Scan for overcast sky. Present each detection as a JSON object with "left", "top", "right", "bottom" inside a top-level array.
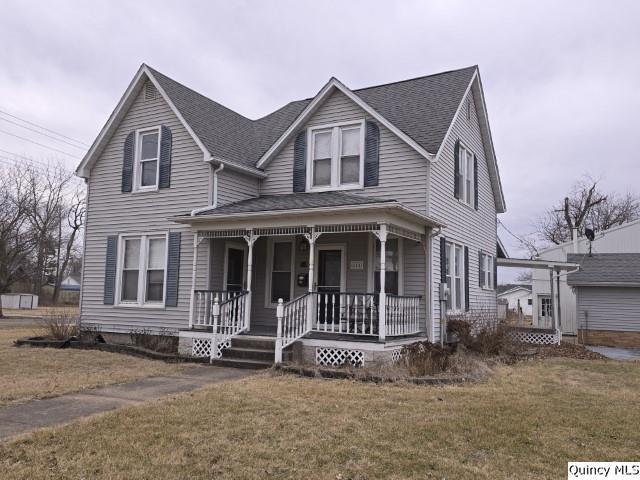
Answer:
[{"left": 1, "top": 0, "right": 639, "bottom": 282}]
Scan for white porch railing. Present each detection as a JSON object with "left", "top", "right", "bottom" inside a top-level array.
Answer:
[
  {"left": 192, "top": 290, "right": 241, "bottom": 327},
  {"left": 274, "top": 292, "right": 314, "bottom": 363},
  {"left": 314, "top": 292, "right": 378, "bottom": 335},
  {"left": 386, "top": 294, "right": 421, "bottom": 336},
  {"left": 210, "top": 291, "right": 249, "bottom": 360}
]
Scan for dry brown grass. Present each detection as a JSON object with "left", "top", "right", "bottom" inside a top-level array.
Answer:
[
  {"left": 0, "top": 327, "right": 182, "bottom": 407},
  {"left": 1, "top": 358, "right": 639, "bottom": 479},
  {"left": 1, "top": 305, "right": 79, "bottom": 319}
]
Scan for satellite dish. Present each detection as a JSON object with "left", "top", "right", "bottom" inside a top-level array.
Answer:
[{"left": 585, "top": 228, "right": 595, "bottom": 241}]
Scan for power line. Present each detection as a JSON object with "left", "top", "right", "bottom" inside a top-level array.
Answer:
[
  {"left": 0, "top": 129, "right": 80, "bottom": 159},
  {"left": 0, "top": 147, "right": 76, "bottom": 173},
  {"left": 0, "top": 117, "right": 87, "bottom": 151},
  {"left": 0, "top": 154, "right": 82, "bottom": 182},
  {"left": 497, "top": 219, "right": 539, "bottom": 256},
  {"left": 0, "top": 108, "right": 90, "bottom": 147}
]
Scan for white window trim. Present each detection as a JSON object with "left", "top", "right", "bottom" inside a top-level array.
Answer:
[
  {"left": 457, "top": 142, "right": 475, "bottom": 207},
  {"left": 367, "top": 235, "right": 404, "bottom": 295},
  {"left": 133, "top": 126, "right": 161, "bottom": 193},
  {"left": 306, "top": 119, "right": 365, "bottom": 192},
  {"left": 114, "top": 232, "right": 168, "bottom": 308},
  {"left": 222, "top": 241, "right": 248, "bottom": 291},
  {"left": 445, "top": 240, "right": 465, "bottom": 314},
  {"left": 264, "top": 237, "right": 296, "bottom": 308},
  {"left": 314, "top": 243, "right": 347, "bottom": 292},
  {"left": 480, "top": 252, "right": 494, "bottom": 290}
]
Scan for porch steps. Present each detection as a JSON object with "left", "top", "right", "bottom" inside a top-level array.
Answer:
[{"left": 209, "top": 336, "right": 288, "bottom": 369}]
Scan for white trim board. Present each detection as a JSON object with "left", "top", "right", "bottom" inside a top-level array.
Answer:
[{"left": 256, "top": 77, "right": 435, "bottom": 169}]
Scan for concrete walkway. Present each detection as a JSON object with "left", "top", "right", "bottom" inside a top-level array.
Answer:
[
  {"left": 587, "top": 345, "right": 640, "bottom": 361},
  {"left": 0, "top": 365, "right": 256, "bottom": 441}
]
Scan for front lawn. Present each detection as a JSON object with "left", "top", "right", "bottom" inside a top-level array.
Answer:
[
  {"left": 0, "top": 327, "right": 183, "bottom": 407},
  {"left": 1, "top": 358, "right": 639, "bottom": 479}
]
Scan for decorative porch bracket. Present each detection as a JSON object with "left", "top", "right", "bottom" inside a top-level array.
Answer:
[
  {"left": 303, "top": 228, "right": 323, "bottom": 331},
  {"left": 242, "top": 230, "right": 259, "bottom": 332}
]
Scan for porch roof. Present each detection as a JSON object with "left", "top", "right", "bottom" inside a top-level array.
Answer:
[{"left": 173, "top": 192, "right": 444, "bottom": 236}]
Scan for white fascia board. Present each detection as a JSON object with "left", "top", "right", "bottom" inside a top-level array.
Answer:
[
  {"left": 497, "top": 257, "right": 580, "bottom": 270},
  {"left": 256, "top": 77, "right": 435, "bottom": 170},
  {"left": 75, "top": 64, "right": 212, "bottom": 179},
  {"left": 433, "top": 69, "right": 506, "bottom": 214}
]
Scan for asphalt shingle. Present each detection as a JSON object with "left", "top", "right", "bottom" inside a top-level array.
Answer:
[{"left": 567, "top": 253, "right": 640, "bottom": 286}]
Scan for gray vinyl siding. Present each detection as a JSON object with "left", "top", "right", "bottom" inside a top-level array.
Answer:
[
  {"left": 260, "top": 90, "right": 429, "bottom": 215},
  {"left": 217, "top": 168, "right": 259, "bottom": 206},
  {"left": 81, "top": 83, "right": 210, "bottom": 333},
  {"left": 576, "top": 287, "right": 640, "bottom": 332},
  {"left": 430, "top": 90, "right": 498, "bottom": 339}
]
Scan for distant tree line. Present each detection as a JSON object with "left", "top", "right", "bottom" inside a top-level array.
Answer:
[{"left": 0, "top": 161, "right": 85, "bottom": 317}]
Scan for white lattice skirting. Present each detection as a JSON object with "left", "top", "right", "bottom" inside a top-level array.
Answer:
[
  {"left": 509, "top": 329, "right": 559, "bottom": 345},
  {"left": 316, "top": 348, "right": 365, "bottom": 367},
  {"left": 390, "top": 348, "right": 403, "bottom": 364},
  {"left": 192, "top": 338, "right": 212, "bottom": 357}
]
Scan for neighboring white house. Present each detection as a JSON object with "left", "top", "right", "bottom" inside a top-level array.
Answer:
[
  {"left": 497, "top": 286, "right": 532, "bottom": 316},
  {"left": 532, "top": 219, "right": 640, "bottom": 336}
]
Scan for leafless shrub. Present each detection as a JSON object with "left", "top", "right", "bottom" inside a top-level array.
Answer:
[
  {"left": 79, "top": 323, "right": 103, "bottom": 343},
  {"left": 447, "top": 307, "right": 514, "bottom": 356},
  {"left": 399, "top": 342, "right": 451, "bottom": 376},
  {"left": 39, "top": 309, "right": 80, "bottom": 340},
  {"left": 129, "top": 328, "right": 178, "bottom": 353}
]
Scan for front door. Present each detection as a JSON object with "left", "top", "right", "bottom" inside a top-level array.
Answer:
[
  {"left": 317, "top": 249, "right": 343, "bottom": 326},
  {"left": 225, "top": 247, "right": 245, "bottom": 292}
]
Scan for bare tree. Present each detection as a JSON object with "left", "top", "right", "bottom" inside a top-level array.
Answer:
[
  {"left": 537, "top": 177, "right": 640, "bottom": 245},
  {"left": 0, "top": 164, "right": 35, "bottom": 317},
  {"left": 515, "top": 270, "right": 532, "bottom": 283},
  {"left": 52, "top": 188, "right": 85, "bottom": 304}
]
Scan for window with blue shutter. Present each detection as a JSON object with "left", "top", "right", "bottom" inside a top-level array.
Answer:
[{"left": 292, "top": 130, "right": 306, "bottom": 192}]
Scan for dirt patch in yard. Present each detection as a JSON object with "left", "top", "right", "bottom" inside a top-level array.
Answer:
[{"left": 521, "top": 343, "right": 607, "bottom": 361}]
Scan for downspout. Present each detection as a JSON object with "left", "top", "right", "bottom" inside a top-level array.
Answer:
[{"left": 190, "top": 163, "right": 224, "bottom": 216}]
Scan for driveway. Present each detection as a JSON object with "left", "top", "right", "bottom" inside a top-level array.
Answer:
[{"left": 586, "top": 345, "right": 640, "bottom": 361}]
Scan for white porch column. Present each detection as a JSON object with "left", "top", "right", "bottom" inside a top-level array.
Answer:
[
  {"left": 188, "top": 233, "right": 199, "bottom": 329},
  {"left": 243, "top": 230, "right": 259, "bottom": 331},
  {"left": 377, "top": 224, "right": 388, "bottom": 341},
  {"left": 304, "top": 228, "right": 321, "bottom": 331}
]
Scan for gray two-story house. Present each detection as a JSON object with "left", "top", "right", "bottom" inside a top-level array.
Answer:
[{"left": 75, "top": 64, "right": 506, "bottom": 367}]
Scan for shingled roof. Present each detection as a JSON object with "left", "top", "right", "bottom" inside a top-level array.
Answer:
[
  {"left": 567, "top": 253, "right": 640, "bottom": 286},
  {"left": 147, "top": 65, "right": 477, "bottom": 169}
]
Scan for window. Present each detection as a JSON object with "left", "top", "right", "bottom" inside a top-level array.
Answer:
[
  {"left": 527, "top": 298, "right": 533, "bottom": 306},
  {"left": 268, "top": 240, "right": 293, "bottom": 304},
  {"left": 539, "top": 296, "right": 552, "bottom": 318},
  {"left": 374, "top": 238, "right": 400, "bottom": 295},
  {"left": 308, "top": 121, "right": 364, "bottom": 191},
  {"left": 480, "top": 252, "right": 494, "bottom": 289},
  {"left": 445, "top": 241, "right": 465, "bottom": 312},
  {"left": 457, "top": 143, "right": 474, "bottom": 206},
  {"left": 118, "top": 234, "right": 166, "bottom": 305},
  {"left": 136, "top": 128, "right": 160, "bottom": 190}
]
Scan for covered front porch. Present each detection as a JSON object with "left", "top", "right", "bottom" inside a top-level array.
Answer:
[{"left": 175, "top": 194, "right": 442, "bottom": 363}]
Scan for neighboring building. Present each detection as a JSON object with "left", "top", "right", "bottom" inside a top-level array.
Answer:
[
  {"left": 532, "top": 219, "right": 640, "bottom": 336},
  {"left": 567, "top": 253, "right": 640, "bottom": 348},
  {"left": 75, "top": 64, "right": 506, "bottom": 366},
  {"left": 497, "top": 285, "right": 532, "bottom": 316}
]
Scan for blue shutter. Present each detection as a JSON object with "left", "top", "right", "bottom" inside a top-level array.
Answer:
[
  {"left": 159, "top": 126, "right": 172, "bottom": 189},
  {"left": 440, "top": 237, "right": 447, "bottom": 283},
  {"left": 165, "top": 232, "right": 181, "bottom": 307},
  {"left": 292, "top": 131, "right": 307, "bottom": 192},
  {"left": 464, "top": 246, "right": 470, "bottom": 311},
  {"left": 103, "top": 236, "right": 118, "bottom": 305},
  {"left": 453, "top": 140, "right": 461, "bottom": 199},
  {"left": 121, "top": 132, "right": 135, "bottom": 193},
  {"left": 473, "top": 155, "right": 478, "bottom": 210},
  {"left": 364, "top": 120, "right": 380, "bottom": 187},
  {"left": 493, "top": 255, "right": 498, "bottom": 289},
  {"left": 478, "top": 251, "right": 484, "bottom": 288}
]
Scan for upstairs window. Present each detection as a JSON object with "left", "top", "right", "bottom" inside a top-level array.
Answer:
[
  {"left": 308, "top": 121, "right": 364, "bottom": 191},
  {"left": 136, "top": 128, "right": 160, "bottom": 190},
  {"left": 457, "top": 143, "right": 475, "bottom": 206}
]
